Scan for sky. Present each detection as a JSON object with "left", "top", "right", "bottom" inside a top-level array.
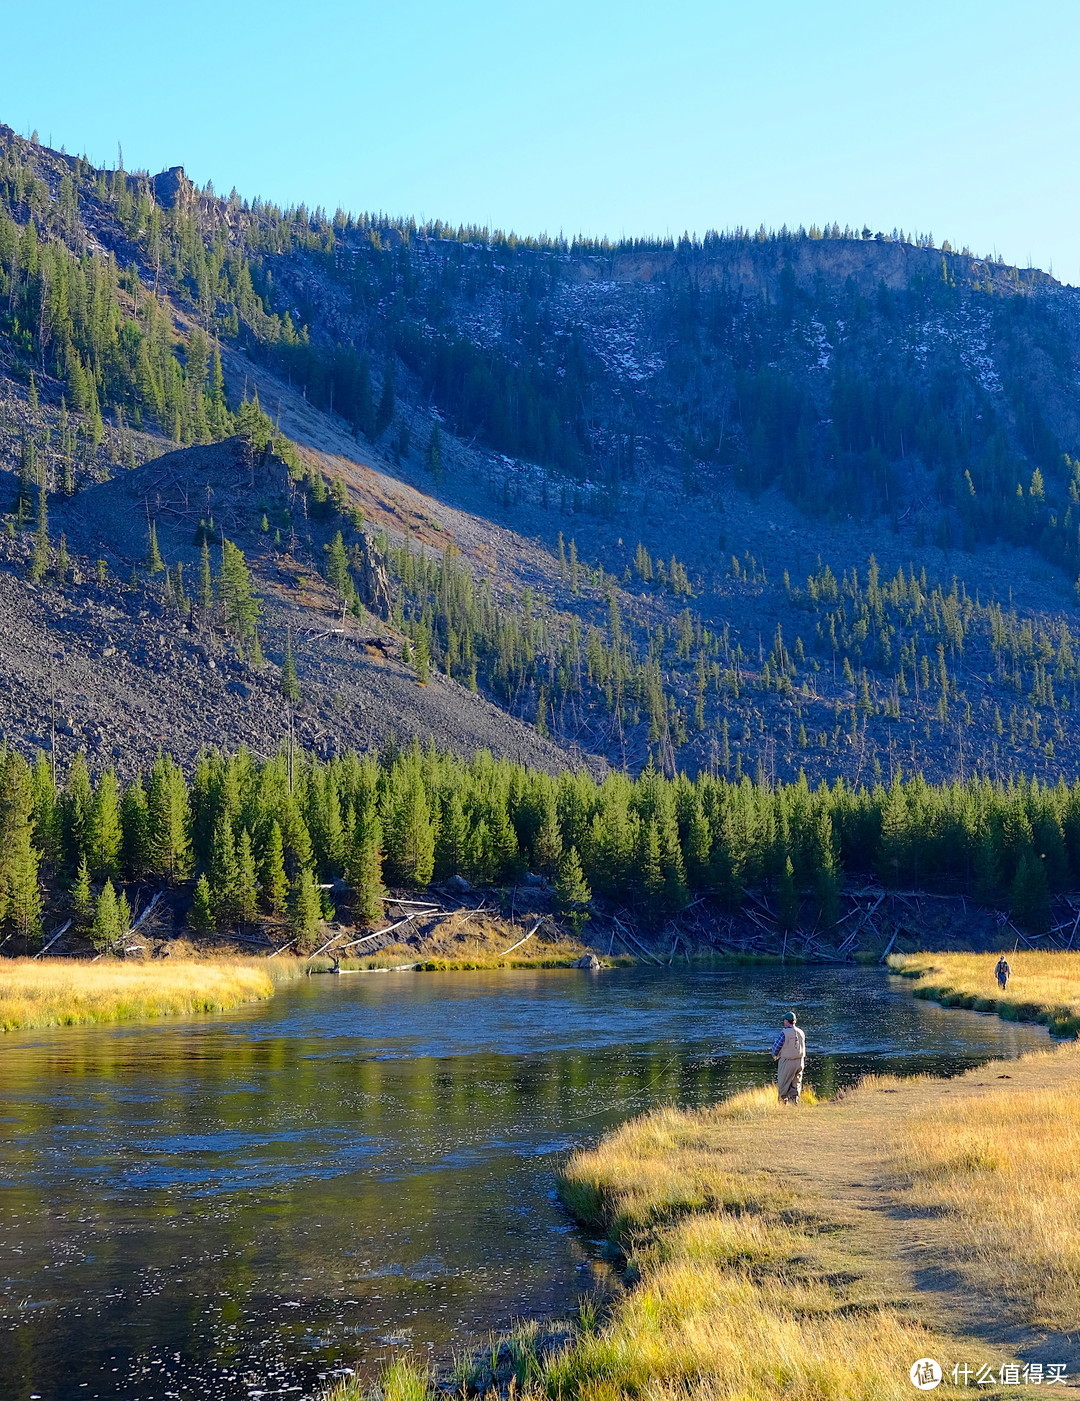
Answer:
[{"left": 6, "top": 0, "right": 1080, "bottom": 280}]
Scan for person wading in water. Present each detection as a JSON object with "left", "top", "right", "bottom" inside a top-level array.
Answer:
[
  {"left": 995, "top": 955, "right": 1011, "bottom": 991},
  {"left": 771, "top": 1013, "right": 806, "bottom": 1105}
]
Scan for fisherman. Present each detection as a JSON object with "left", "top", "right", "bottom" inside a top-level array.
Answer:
[
  {"left": 994, "top": 955, "right": 1011, "bottom": 991},
  {"left": 770, "top": 1012, "right": 806, "bottom": 1105}
]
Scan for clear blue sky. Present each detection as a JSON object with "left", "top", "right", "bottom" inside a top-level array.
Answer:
[{"left": 8, "top": 0, "right": 1080, "bottom": 279}]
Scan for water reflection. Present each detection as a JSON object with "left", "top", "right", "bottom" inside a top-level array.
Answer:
[{"left": 0, "top": 966, "right": 1048, "bottom": 1400}]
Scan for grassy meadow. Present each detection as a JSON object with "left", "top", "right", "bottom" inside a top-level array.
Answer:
[
  {"left": 890, "top": 949, "right": 1080, "bottom": 1037},
  {"left": 0, "top": 957, "right": 303, "bottom": 1031},
  {"left": 895, "top": 1045, "right": 1080, "bottom": 1330}
]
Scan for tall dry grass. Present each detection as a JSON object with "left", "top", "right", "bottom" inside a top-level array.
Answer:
[
  {"left": 549, "top": 1088, "right": 971, "bottom": 1401},
  {"left": 890, "top": 949, "right": 1080, "bottom": 1037},
  {"left": 0, "top": 957, "right": 303, "bottom": 1031},
  {"left": 891, "top": 1047, "right": 1080, "bottom": 1330}
]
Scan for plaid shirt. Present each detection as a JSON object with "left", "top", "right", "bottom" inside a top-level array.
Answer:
[{"left": 770, "top": 1030, "right": 787, "bottom": 1057}]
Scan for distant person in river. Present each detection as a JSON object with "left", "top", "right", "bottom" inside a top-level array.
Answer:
[
  {"left": 771, "top": 1013, "right": 806, "bottom": 1105},
  {"left": 995, "top": 956, "right": 1011, "bottom": 991}
]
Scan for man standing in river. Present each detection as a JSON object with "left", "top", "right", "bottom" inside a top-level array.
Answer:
[{"left": 771, "top": 1013, "right": 806, "bottom": 1105}]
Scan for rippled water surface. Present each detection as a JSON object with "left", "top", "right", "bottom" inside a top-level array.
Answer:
[{"left": 0, "top": 965, "right": 1049, "bottom": 1400}]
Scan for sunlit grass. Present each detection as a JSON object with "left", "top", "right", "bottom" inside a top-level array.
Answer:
[
  {"left": 890, "top": 949, "right": 1080, "bottom": 1036},
  {"left": 892, "top": 1045, "right": 1080, "bottom": 1330},
  {"left": 0, "top": 957, "right": 303, "bottom": 1031},
  {"left": 320, "top": 1358, "right": 432, "bottom": 1401},
  {"left": 547, "top": 1087, "right": 974, "bottom": 1401}
]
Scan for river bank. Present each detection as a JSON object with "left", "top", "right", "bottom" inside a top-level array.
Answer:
[
  {"left": 890, "top": 950, "right": 1080, "bottom": 1038},
  {"left": 0, "top": 956, "right": 309, "bottom": 1031},
  {"left": 0, "top": 916, "right": 597, "bottom": 1031}
]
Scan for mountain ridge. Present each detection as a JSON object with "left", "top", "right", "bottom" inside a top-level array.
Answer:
[{"left": 3, "top": 123, "right": 1080, "bottom": 788}]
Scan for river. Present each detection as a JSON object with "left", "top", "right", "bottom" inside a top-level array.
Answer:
[{"left": 0, "top": 965, "right": 1049, "bottom": 1401}]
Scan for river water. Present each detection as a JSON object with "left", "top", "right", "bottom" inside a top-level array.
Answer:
[{"left": 0, "top": 965, "right": 1049, "bottom": 1401}]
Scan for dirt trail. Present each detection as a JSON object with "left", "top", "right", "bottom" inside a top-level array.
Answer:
[{"left": 718, "top": 1049, "right": 1080, "bottom": 1385}]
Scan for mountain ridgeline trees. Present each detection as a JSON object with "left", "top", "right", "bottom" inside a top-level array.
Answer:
[{"left": 3, "top": 742, "right": 1080, "bottom": 949}]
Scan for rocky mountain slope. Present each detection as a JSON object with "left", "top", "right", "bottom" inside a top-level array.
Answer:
[{"left": 3, "top": 123, "right": 1080, "bottom": 784}]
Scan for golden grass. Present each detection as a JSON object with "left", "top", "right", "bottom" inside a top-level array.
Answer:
[
  {"left": 0, "top": 957, "right": 303, "bottom": 1031},
  {"left": 890, "top": 950, "right": 1080, "bottom": 1037},
  {"left": 891, "top": 1046, "right": 1080, "bottom": 1330},
  {"left": 548, "top": 1090, "right": 988, "bottom": 1401}
]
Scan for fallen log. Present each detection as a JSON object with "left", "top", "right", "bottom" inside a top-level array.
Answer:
[
  {"left": 613, "top": 915, "right": 664, "bottom": 966},
  {"left": 33, "top": 921, "right": 73, "bottom": 960},
  {"left": 497, "top": 920, "right": 543, "bottom": 957}
]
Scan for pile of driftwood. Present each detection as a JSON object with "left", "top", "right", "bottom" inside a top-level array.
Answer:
[
  {"left": 594, "top": 887, "right": 891, "bottom": 964},
  {"left": 597, "top": 883, "right": 1080, "bottom": 964},
  {"left": 299, "top": 881, "right": 558, "bottom": 964}
]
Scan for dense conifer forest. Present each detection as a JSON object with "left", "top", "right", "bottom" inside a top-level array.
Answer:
[{"left": 0, "top": 741, "right": 1074, "bottom": 950}]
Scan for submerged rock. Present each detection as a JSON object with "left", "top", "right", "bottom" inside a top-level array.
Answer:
[{"left": 575, "top": 953, "right": 602, "bottom": 970}]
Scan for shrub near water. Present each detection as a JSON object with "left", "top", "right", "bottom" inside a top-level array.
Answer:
[
  {"left": 890, "top": 950, "right": 1080, "bottom": 1037},
  {"left": 0, "top": 958, "right": 297, "bottom": 1031}
]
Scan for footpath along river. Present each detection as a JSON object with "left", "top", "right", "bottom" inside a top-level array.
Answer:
[{"left": 0, "top": 965, "right": 1050, "bottom": 1401}]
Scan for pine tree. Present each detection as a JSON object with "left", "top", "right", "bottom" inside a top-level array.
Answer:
[
  {"left": 28, "top": 479, "right": 49, "bottom": 583},
  {"left": 530, "top": 791, "right": 563, "bottom": 875},
  {"left": 85, "top": 770, "right": 123, "bottom": 879},
  {"left": 325, "top": 531, "right": 351, "bottom": 602},
  {"left": 91, "top": 879, "right": 126, "bottom": 951},
  {"left": 637, "top": 818, "right": 665, "bottom": 922},
  {"left": 146, "top": 754, "right": 191, "bottom": 880},
  {"left": 188, "top": 874, "right": 215, "bottom": 933},
  {"left": 56, "top": 533, "right": 72, "bottom": 583},
  {"left": 555, "top": 847, "right": 591, "bottom": 932},
  {"left": 288, "top": 865, "right": 322, "bottom": 945},
  {"left": 0, "top": 754, "right": 43, "bottom": 942},
  {"left": 236, "top": 828, "right": 260, "bottom": 924},
  {"left": 60, "top": 753, "right": 94, "bottom": 876},
  {"left": 1011, "top": 849, "right": 1050, "bottom": 933},
  {"left": 209, "top": 817, "right": 240, "bottom": 926},
  {"left": 30, "top": 752, "right": 60, "bottom": 867},
  {"left": 414, "top": 628, "right": 431, "bottom": 685},
  {"left": 70, "top": 857, "right": 94, "bottom": 931},
  {"left": 146, "top": 520, "right": 164, "bottom": 574},
  {"left": 346, "top": 818, "right": 385, "bottom": 928},
  {"left": 434, "top": 792, "right": 469, "bottom": 878},
  {"left": 263, "top": 821, "right": 289, "bottom": 917},
  {"left": 777, "top": 854, "right": 799, "bottom": 930},
  {"left": 217, "top": 539, "right": 260, "bottom": 644},
  {"left": 120, "top": 780, "right": 150, "bottom": 877},
  {"left": 198, "top": 539, "right": 213, "bottom": 612},
  {"left": 384, "top": 772, "right": 436, "bottom": 885}
]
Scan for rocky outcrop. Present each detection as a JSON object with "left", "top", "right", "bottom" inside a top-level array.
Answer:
[
  {"left": 151, "top": 166, "right": 195, "bottom": 212},
  {"left": 355, "top": 534, "right": 393, "bottom": 615}
]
